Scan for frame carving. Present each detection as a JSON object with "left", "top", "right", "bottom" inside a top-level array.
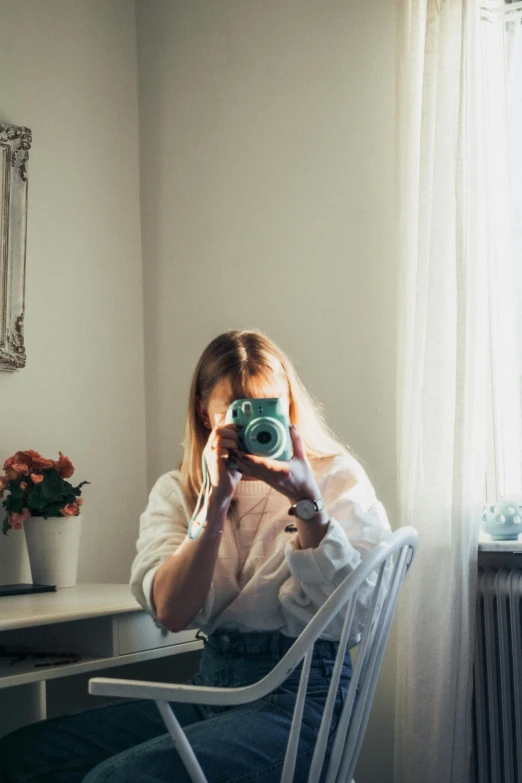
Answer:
[{"left": 0, "top": 122, "right": 31, "bottom": 371}]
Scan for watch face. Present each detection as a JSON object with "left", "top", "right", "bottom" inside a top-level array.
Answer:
[{"left": 295, "top": 498, "right": 317, "bottom": 521}]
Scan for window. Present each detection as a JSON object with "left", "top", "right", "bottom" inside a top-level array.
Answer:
[{"left": 481, "top": 2, "right": 522, "bottom": 501}]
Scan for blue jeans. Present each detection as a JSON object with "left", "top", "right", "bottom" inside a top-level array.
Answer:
[{"left": 0, "top": 629, "right": 352, "bottom": 783}]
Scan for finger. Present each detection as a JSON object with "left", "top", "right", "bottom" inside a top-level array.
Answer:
[
  {"left": 236, "top": 452, "right": 263, "bottom": 465},
  {"left": 234, "top": 455, "right": 255, "bottom": 475},
  {"left": 213, "top": 430, "right": 240, "bottom": 446},
  {"left": 290, "top": 424, "right": 306, "bottom": 461},
  {"left": 209, "top": 423, "right": 239, "bottom": 442},
  {"left": 212, "top": 435, "right": 239, "bottom": 450},
  {"left": 235, "top": 455, "right": 282, "bottom": 481},
  {"left": 216, "top": 423, "right": 242, "bottom": 435},
  {"left": 238, "top": 453, "right": 284, "bottom": 472}
]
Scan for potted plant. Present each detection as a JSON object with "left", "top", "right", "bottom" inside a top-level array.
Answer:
[{"left": 0, "top": 450, "right": 90, "bottom": 587}]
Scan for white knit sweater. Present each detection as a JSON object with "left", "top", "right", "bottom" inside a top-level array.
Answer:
[{"left": 130, "top": 451, "right": 391, "bottom": 644}]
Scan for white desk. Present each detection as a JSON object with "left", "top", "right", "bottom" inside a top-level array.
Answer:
[{"left": 0, "top": 584, "right": 203, "bottom": 738}]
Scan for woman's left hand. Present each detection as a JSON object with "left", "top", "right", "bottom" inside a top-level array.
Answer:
[{"left": 234, "top": 425, "right": 321, "bottom": 503}]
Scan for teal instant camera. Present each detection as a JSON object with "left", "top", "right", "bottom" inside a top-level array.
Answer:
[{"left": 224, "top": 397, "right": 292, "bottom": 463}]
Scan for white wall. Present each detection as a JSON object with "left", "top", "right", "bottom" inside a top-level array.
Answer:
[
  {"left": 0, "top": 0, "right": 147, "bottom": 584},
  {"left": 136, "top": 2, "right": 398, "bottom": 780},
  {"left": 0, "top": 1, "right": 399, "bottom": 777}
]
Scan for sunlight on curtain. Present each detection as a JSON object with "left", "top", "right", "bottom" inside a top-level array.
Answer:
[
  {"left": 394, "top": 1, "right": 522, "bottom": 781},
  {"left": 508, "top": 9, "right": 522, "bottom": 465},
  {"left": 481, "top": 2, "right": 522, "bottom": 497}
]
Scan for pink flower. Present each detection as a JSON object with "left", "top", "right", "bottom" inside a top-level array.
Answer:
[
  {"left": 5, "top": 450, "right": 44, "bottom": 470},
  {"left": 8, "top": 508, "right": 32, "bottom": 530},
  {"left": 30, "top": 473, "right": 43, "bottom": 484},
  {"left": 14, "top": 451, "right": 53, "bottom": 471},
  {"left": 61, "top": 503, "right": 79, "bottom": 517},
  {"left": 54, "top": 452, "right": 74, "bottom": 479},
  {"left": 12, "top": 463, "right": 29, "bottom": 476}
]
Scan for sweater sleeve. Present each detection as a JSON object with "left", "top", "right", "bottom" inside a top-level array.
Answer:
[
  {"left": 129, "top": 471, "right": 215, "bottom": 630},
  {"left": 278, "top": 454, "right": 392, "bottom": 643}
]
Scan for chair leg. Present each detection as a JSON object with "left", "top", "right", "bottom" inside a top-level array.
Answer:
[{"left": 156, "top": 701, "right": 208, "bottom": 783}]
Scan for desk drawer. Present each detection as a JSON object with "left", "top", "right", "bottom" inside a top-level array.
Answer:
[{"left": 116, "top": 613, "right": 198, "bottom": 655}]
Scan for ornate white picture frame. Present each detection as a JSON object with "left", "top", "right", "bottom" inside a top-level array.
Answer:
[{"left": 0, "top": 122, "right": 32, "bottom": 372}]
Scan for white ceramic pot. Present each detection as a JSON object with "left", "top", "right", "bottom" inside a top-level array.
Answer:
[
  {"left": 481, "top": 501, "right": 522, "bottom": 541},
  {"left": 23, "top": 514, "right": 83, "bottom": 588}
]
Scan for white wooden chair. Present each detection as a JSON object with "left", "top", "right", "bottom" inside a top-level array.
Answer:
[{"left": 89, "top": 526, "right": 418, "bottom": 783}]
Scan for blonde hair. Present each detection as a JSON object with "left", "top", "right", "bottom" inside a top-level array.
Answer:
[{"left": 179, "top": 329, "right": 348, "bottom": 513}]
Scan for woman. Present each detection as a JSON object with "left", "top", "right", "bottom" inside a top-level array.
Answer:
[{"left": 0, "top": 329, "right": 391, "bottom": 783}]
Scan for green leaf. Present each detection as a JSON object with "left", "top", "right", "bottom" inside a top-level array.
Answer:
[
  {"left": 73, "top": 481, "right": 90, "bottom": 496},
  {"left": 43, "top": 505, "right": 64, "bottom": 519},
  {"left": 8, "top": 480, "right": 24, "bottom": 500},
  {"left": 4, "top": 497, "right": 23, "bottom": 514},
  {"left": 27, "top": 493, "right": 45, "bottom": 512}
]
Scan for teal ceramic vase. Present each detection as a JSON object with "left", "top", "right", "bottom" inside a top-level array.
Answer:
[{"left": 481, "top": 501, "right": 522, "bottom": 541}]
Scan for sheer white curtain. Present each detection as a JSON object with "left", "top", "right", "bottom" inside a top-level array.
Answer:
[{"left": 394, "top": 1, "right": 522, "bottom": 781}]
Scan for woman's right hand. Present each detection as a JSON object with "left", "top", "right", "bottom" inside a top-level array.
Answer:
[{"left": 203, "top": 420, "right": 243, "bottom": 503}]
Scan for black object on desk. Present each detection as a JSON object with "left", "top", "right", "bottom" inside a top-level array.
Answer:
[
  {"left": 0, "top": 583, "right": 57, "bottom": 597},
  {"left": 0, "top": 646, "right": 81, "bottom": 667}
]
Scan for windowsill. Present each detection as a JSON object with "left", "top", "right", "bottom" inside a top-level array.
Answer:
[{"left": 479, "top": 529, "right": 522, "bottom": 552}]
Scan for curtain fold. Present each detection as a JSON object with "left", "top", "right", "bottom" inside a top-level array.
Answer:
[{"left": 394, "top": 1, "right": 522, "bottom": 780}]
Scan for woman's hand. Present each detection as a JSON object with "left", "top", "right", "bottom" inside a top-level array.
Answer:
[
  {"left": 203, "top": 418, "right": 243, "bottom": 502},
  {"left": 235, "top": 425, "right": 321, "bottom": 504}
]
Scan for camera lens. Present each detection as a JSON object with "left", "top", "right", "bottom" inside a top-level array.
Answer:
[{"left": 245, "top": 418, "right": 285, "bottom": 458}]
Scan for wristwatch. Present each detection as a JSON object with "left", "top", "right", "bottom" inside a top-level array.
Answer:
[{"left": 289, "top": 496, "right": 325, "bottom": 521}]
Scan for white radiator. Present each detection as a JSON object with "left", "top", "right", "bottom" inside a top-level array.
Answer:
[{"left": 473, "top": 567, "right": 522, "bottom": 783}]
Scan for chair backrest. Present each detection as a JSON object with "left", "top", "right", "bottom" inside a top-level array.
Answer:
[
  {"left": 89, "top": 526, "right": 418, "bottom": 783},
  {"left": 273, "top": 525, "right": 418, "bottom": 783}
]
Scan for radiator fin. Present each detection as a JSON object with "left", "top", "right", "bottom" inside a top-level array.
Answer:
[{"left": 473, "top": 567, "right": 522, "bottom": 783}]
